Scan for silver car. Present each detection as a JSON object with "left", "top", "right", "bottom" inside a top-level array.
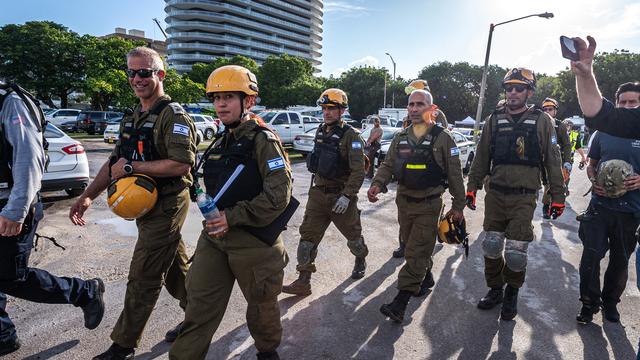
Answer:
[{"left": 41, "top": 124, "right": 90, "bottom": 196}]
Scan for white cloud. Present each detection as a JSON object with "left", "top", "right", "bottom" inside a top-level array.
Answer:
[
  {"left": 324, "top": 1, "right": 367, "bottom": 14},
  {"left": 330, "top": 55, "right": 380, "bottom": 77}
]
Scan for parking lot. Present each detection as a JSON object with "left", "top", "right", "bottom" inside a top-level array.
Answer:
[{"left": 5, "top": 138, "right": 639, "bottom": 359}]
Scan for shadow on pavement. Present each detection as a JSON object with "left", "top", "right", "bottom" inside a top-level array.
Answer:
[{"left": 22, "top": 339, "right": 80, "bottom": 360}]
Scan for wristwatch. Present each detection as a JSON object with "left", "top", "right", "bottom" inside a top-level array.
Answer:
[{"left": 123, "top": 161, "right": 134, "bottom": 175}]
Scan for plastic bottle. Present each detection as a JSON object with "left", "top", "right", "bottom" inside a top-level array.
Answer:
[{"left": 195, "top": 188, "right": 222, "bottom": 234}]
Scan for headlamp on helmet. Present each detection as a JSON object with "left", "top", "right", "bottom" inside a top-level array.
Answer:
[
  {"left": 503, "top": 67, "right": 536, "bottom": 90},
  {"left": 317, "top": 88, "right": 348, "bottom": 108},
  {"left": 437, "top": 216, "right": 470, "bottom": 257}
]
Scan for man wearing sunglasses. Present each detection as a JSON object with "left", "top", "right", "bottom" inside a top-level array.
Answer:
[
  {"left": 540, "top": 98, "right": 572, "bottom": 219},
  {"left": 69, "top": 47, "right": 197, "bottom": 360},
  {"left": 466, "top": 68, "right": 565, "bottom": 321}
]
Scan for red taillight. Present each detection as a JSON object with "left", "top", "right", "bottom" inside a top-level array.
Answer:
[
  {"left": 62, "top": 143, "right": 85, "bottom": 154},
  {"left": 294, "top": 136, "right": 301, "bottom": 141}
]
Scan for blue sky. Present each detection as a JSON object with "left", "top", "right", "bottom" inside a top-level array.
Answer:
[{"left": 2, "top": 0, "right": 639, "bottom": 79}]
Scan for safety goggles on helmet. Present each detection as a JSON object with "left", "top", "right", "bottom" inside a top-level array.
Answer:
[
  {"left": 126, "top": 69, "right": 158, "bottom": 79},
  {"left": 503, "top": 67, "right": 536, "bottom": 90},
  {"left": 317, "top": 88, "right": 348, "bottom": 108},
  {"left": 437, "top": 216, "right": 470, "bottom": 257}
]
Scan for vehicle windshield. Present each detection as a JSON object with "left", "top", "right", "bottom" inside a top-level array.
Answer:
[
  {"left": 360, "top": 127, "right": 398, "bottom": 141},
  {"left": 258, "top": 112, "right": 277, "bottom": 123},
  {"left": 44, "top": 124, "right": 65, "bottom": 138}
]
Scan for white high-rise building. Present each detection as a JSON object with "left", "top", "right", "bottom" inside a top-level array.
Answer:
[{"left": 164, "top": 0, "right": 323, "bottom": 72}]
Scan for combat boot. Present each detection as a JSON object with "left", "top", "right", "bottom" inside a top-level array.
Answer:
[
  {"left": 0, "top": 337, "right": 20, "bottom": 357},
  {"left": 576, "top": 304, "right": 600, "bottom": 324},
  {"left": 380, "top": 290, "right": 412, "bottom": 323},
  {"left": 602, "top": 303, "right": 620, "bottom": 323},
  {"left": 500, "top": 285, "right": 519, "bottom": 321},
  {"left": 165, "top": 321, "right": 183, "bottom": 342},
  {"left": 392, "top": 242, "right": 405, "bottom": 258},
  {"left": 542, "top": 204, "right": 551, "bottom": 219},
  {"left": 282, "top": 271, "right": 312, "bottom": 296},
  {"left": 415, "top": 270, "right": 435, "bottom": 297},
  {"left": 92, "top": 343, "right": 135, "bottom": 360},
  {"left": 477, "top": 287, "right": 503, "bottom": 310},
  {"left": 351, "top": 257, "right": 366, "bottom": 279},
  {"left": 257, "top": 351, "right": 280, "bottom": 360}
]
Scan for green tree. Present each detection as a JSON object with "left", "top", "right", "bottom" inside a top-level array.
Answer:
[
  {"left": 0, "top": 21, "right": 85, "bottom": 107},
  {"left": 187, "top": 55, "right": 259, "bottom": 86},
  {"left": 259, "top": 54, "right": 317, "bottom": 108},
  {"left": 337, "top": 66, "right": 388, "bottom": 120},
  {"left": 164, "top": 69, "right": 205, "bottom": 104}
]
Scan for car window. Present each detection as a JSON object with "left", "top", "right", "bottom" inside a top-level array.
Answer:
[
  {"left": 272, "top": 113, "right": 289, "bottom": 125},
  {"left": 289, "top": 113, "right": 301, "bottom": 124},
  {"left": 192, "top": 115, "right": 203, "bottom": 122},
  {"left": 452, "top": 132, "right": 466, "bottom": 144},
  {"left": 44, "top": 124, "right": 65, "bottom": 138},
  {"left": 303, "top": 116, "right": 311, "bottom": 123},
  {"left": 258, "top": 112, "right": 276, "bottom": 123},
  {"left": 58, "top": 110, "right": 75, "bottom": 117}
]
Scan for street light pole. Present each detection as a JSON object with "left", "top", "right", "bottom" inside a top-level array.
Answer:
[
  {"left": 383, "top": 76, "right": 387, "bottom": 109},
  {"left": 472, "top": 12, "right": 554, "bottom": 145},
  {"left": 386, "top": 52, "right": 396, "bottom": 108}
]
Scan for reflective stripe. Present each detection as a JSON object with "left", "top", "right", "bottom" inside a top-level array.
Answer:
[
  {"left": 523, "top": 120, "right": 536, "bottom": 124},
  {"left": 497, "top": 119, "right": 510, "bottom": 124},
  {"left": 406, "top": 164, "right": 427, "bottom": 169}
]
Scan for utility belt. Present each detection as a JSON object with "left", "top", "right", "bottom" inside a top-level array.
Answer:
[
  {"left": 403, "top": 193, "right": 442, "bottom": 203},
  {"left": 489, "top": 182, "right": 537, "bottom": 195},
  {"left": 315, "top": 185, "right": 344, "bottom": 194}
]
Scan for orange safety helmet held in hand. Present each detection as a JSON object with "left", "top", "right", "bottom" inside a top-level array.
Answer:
[{"left": 107, "top": 174, "right": 158, "bottom": 220}]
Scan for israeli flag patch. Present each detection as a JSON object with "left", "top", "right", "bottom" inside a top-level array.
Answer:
[
  {"left": 268, "top": 157, "right": 285, "bottom": 171},
  {"left": 173, "top": 124, "right": 189, "bottom": 136},
  {"left": 450, "top": 147, "right": 460, "bottom": 156},
  {"left": 351, "top": 141, "right": 362, "bottom": 149},
  {"left": 551, "top": 135, "right": 557, "bottom": 145}
]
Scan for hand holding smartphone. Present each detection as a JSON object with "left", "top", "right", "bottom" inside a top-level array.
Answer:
[{"left": 560, "top": 36, "right": 580, "bottom": 61}]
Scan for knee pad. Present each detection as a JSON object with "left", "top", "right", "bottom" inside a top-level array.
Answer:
[
  {"left": 297, "top": 241, "right": 317, "bottom": 265},
  {"left": 504, "top": 239, "right": 529, "bottom": 272},
  {"left": 482, "top": 231, "right": 505, "bottom": 259},
  {"left": 347, "top": 237, "right": 368, "bottom": 258}
]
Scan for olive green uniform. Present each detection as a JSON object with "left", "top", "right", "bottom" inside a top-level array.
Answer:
[
  {"left": 296, "top": 120, "right": 367, "bottom": 273},
  {"left": 542, "top": 118, "right": 572, "bottom": 205},
  {"left": 467, "top": 107, "right": 564, "bottom": 289},
  {"left": 169, "top": 120, "right": 291, "bottom": 359},
  {"left": 373, "top": 125, "right": 465, "bottom": 293},
  {"left": 110, "top": 95, "right": 197, "bottom": 348}
]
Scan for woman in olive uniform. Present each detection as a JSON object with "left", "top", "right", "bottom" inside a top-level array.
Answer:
[{"left": 169, "top": 66, "right": 292, "bottom": 360}]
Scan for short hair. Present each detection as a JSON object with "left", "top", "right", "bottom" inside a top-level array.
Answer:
[
  {"left": 615, "top": 81, "right": 640, "bottom": 102},
  {"left": 126, "top": 47, "right": 165, "bottom": 71},
  {"left": 409, "top": 89, "right": 433, "bottom": 105}
]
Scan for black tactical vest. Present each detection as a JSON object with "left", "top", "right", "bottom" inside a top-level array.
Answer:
[
  {"left": 203, "top": 126, "right": 270, "bottom": 210},
  {"left": 0, "top": 83, "right": 48, "bottom": 191},
  {"left": 490, "top": 109, "right": 542, "bottom": 168},
  {"left": 393, "top": 125, "right": 447, "bottom": 190},
  {"left": 117, "top": 99, "right": 181, "bottom": 189},
  {"left": 306, "top": 123, "right": 351, "bottom": 179}
]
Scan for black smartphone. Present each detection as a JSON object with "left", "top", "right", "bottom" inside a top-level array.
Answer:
[{"left": 560, "top": 36, "right": 580, "bottom": 61}]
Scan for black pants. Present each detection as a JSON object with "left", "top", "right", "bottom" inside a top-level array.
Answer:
[
  {"left": 0, "top": 202, "right": 94, "bottom": 343},
  {"left": 577, "top": 203, "right": 639, "bottom": 308}
]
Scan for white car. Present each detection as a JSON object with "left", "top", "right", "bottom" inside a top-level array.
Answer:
[
  {"left": 258, "top": 110, "right": 314, "bottom": 144},
  {"left": 45, "top": 109, "right": 81, "bottom": 127},
  {"left": 377, "top": 129, "right": 476, "bottom": 172},
  {"left": 452, "top": 127, "right": 474, "bottom": 141},
  {"left": 363, "top": 126, "right": 402, "bottom": 167},
  {"left": 293, "top": 128, "right": 317, "bottom": 155},
  {"left": 189, "top": 114, "right": 217, "bottom": 140},
  {"left": 103, "top": 122, "right": 120, "bottom": 143},
  {"left": 41, "top": 124, "right": 90, "bottom": 196}
]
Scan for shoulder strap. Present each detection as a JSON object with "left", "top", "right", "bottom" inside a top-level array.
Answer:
[
  {"left": 150, "top": 99, "right": 174, "bottom": 116},
  {"left": 430, "top": 125, "right": 444, "bottom": 138}
]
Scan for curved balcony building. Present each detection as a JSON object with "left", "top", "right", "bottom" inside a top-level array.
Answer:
[{"left": 165, "top": 0, "right": 323, "bottom": 73}]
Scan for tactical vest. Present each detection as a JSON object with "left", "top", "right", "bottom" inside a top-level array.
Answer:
[
  {"left": 393, "top": 125, "right": 447, "bottom": 190},
  {"left": 0, "top": 83, "right": 48, "bottom": 191},
  {"left": 306, "top": 123, "right": 352, "bottom": 179},
  {"left": 203, "top": 126, "right": 268, "bottom": 210},
  {"left": 490, "top": 109, "right": 542, "bottom": 168}
]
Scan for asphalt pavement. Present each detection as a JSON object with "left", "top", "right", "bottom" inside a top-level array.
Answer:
[{"left": 4, "top": 138, "right": 639, "bottom": 360}]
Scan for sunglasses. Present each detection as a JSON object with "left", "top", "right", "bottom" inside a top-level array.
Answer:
[
  {"left": 126, "top": 68, "right": 158, "bottom": 79},
  {"left": 542, "top": 106, "right": 556, "bottom": 112},
  {"left": 504, "top": 84, "right": 527, "bottom": 93}
]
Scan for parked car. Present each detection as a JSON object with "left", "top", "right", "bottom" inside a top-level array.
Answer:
[
  {"left": 103, "top": 122, "right": 120, "bottom": 143},
  {"left": 258, "top": 110, "right": 317, "bottom": 144},
  {"left": 362, "top": 115, "right": 398, "bottom": 130},
  {"left": 452, "top": 127, "right": 474, "bottom": 141},
  {"left": 41, "top": 124, "right": 89, "bottom": 196},
  {"left": 363, "top": 126, "right": 402, "bottom": 167},
  {"left": 76, "top": 111, "right": 123, "bottom": 134},
  {"left": 59, "top": 120, "right": 79, "bottom": 133},
  {"left": 189, "top": 113, "right": 217, "bottom": 140},
  {"left": 45, "top": 109, "right": 82, "bottom": 127},
  {"left": 302, "top": 115, "right": 322, "bottom": 129},
  {"left": 292, "top": 128, "right": 317, "bottom": 155}
]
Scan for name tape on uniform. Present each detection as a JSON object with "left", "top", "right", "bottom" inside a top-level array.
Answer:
[
  {"left": 351, "top": 141, "right": 362, "bottom": 149},
  {"left": 450, "top": 147, "right": 460, "bottom": 156},
  {"left": 173, "top": 124, "right": 190, "bottom": 136},
  {"left": 268, "top": 157, "right": 285, "bottom": 171}
]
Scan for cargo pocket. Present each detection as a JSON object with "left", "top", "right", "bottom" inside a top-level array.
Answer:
[
  {"left": 252, "top": 253, "right": 287, "bottom": 303},
  {"left": 0, "top": 252, "right": 28, "bottom": 282}
]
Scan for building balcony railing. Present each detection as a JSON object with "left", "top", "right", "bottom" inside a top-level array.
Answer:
[
  {"left": 168, "top": 30, "right": 315, "bottom": 53},
  {"left": 165, "top": 19, "right": 315, "bottom": 44}
]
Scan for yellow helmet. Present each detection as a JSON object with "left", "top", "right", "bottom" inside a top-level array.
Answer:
[
  {"left": 107, "top": 174, "right": 158, "bottom": 220},
  {"left": 206, "top": 65, "right": 258, "bottom": 96},
  {"left": 317, "top": 88, "right": 348, "bottom": 108},
  {"left": 503, "top": 67, "right": 536, "bottom": 90},
  {"left": 541, "top": 97, "right": 559, "bottom": 109},
  {"left": 405, "top": 79, "right": 430, "bottom": 95},
  {"left": 437, "top": 216, "right": 469, "bottom": 256}
]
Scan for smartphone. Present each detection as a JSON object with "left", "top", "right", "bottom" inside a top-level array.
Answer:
[{"left": 560, "top": 36, "right": 580, "bottom": 61}]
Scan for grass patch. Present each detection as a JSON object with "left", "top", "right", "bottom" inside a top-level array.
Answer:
[{"left": 69, "top": 133, "right": 104, "bottom": 139}]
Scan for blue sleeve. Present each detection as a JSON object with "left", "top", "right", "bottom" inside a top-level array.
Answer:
[
  {"left": 588, "top": 132, "right": 601, "bottom": 161},
  {"left": 585, "top": 98, "right": 640, "bottom": 139},
  {"left": 0, "top": 94, "right": 45, "bottom": 222}
]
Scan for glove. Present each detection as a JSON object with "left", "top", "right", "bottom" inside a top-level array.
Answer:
[
  {"left": 549, "top": 202, "right": 565, "bottom": 219},
  {"left": 465, "top": 191, "right": 477, "bottom": 210},
  {"left": 563, "top": 162, "right": 572, "bottom": 172},
  {"left": 578, "top": 161, "right": 586, "bottom": 170},
  {"left": 332, "top": 195, "right": 350, "bottom": 214}
]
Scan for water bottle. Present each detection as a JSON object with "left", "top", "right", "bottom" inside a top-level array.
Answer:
[{"left": 195, "top": 188, "right": 222, "bottom": 234}]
